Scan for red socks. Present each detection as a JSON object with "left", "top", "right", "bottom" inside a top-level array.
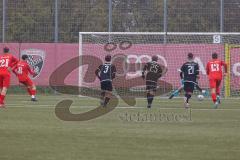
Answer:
[
  {"left": 31, "top": 89, "right": 36, "bottom": 96},
  {"left": 216, "top": 87, "right": 220, "bottom": 96},
  {"left": 27, "top": 88, "right": 32, "bottom": 95},
  {"left": 0, "top": 94, "right": 6, "bottom": 104},
  {"left": 211, "top": 93, "right": 217, "bottom": 103},
  {"left": 27, "top": 88, "right": 36, "bottom": 96}
]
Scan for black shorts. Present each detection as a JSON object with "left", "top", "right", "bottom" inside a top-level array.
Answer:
[
  {"left": 101, "top": 81, "right": 113, "bottom": 91},
  {"left": 183, "top": 82, "right": 195, "bottom": 93},
  {"left": 146, "top": 81, "right": 157, "bottom": 91}
]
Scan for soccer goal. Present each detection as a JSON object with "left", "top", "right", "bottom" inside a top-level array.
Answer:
[{"left": 79, "top": 32, "right": 240, "bottom": 97}]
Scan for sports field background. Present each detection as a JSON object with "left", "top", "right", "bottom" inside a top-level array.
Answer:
[
  {"left": 0, "top": 95, "right": 239, "bottom": 160},
  {"left": 1, "top": 1, "right": 240, "bottom": 160}
]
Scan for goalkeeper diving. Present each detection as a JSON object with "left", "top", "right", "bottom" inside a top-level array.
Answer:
[
  {"left": 169, "top": 53, "right": 206, "bottom": 99},
  {"left": 170, "top": 53, "right": 205, "bottom": 108}
]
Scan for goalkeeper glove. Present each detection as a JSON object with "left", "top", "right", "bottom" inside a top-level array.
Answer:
[{"left": 202, "top": 90, "right": 209, "bottom": 97}]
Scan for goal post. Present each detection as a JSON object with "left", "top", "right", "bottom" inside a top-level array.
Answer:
[
  {"left": 79, "top": 32, "right": 240, "bottom": 97},
  {"left": 225, "top": 43, "right": 240, "bottom": 97},
  {"left": 224, "top": 43, "right": 231, "bottom": 97},
  {"left": 79, "top": 33, "right": 83, "bottom": 88}
]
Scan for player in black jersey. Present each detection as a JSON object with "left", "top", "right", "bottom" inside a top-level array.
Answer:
[
  {"left": 142, "top": 55, "right": 166, "bottom": 108},
  {"left": 180, "top": 53, "right": 200, "bottom": 108},
  {"left": 95, "top": 55, "right": 116, "bottom": 107}
]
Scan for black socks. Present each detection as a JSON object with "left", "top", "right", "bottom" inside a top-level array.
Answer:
[{"left": 147, "top": 93, "right": 154, "bottom": 105}]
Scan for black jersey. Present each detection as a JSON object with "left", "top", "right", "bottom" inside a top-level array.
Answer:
[
  {"left": 180, "top": 61, "right": 199, "bottom": 82},
  {"left": 143, "top": 61, "right": 163, "bottom": 82},
  {"left": 96, "top": 63, "right": 116, "bottom": 82}
]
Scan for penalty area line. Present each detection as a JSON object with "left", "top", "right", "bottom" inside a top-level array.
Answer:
[{"left": 4, "top": 104, "right": 240, "bottom": 111}]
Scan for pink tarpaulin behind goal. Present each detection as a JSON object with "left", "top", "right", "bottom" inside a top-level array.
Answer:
[
  {"left": 81, "top": 44, "right": 225, "bottom": 88},
  {"left": 0, "top": 43, "right": 239, "bottom": 89}
]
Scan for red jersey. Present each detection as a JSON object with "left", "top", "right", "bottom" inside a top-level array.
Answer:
[
  {"left": 206, "top": 59, "right": 227, "bottom": 80},
  {"left": 13, "top": 60, "right": 35, "bottom": 81},
  {"left": 0, "top": 53, "right": 18, "bottom": 75}
]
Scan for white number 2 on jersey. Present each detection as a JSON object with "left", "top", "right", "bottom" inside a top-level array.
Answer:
[
  {"left": 188, "top": 65, "right": 194, "bottom": 75},
  {"left": 211, "top": 63, "right": 219, "bottom": 72},
  {"left": 0, "top": 59, "right": 9, "bottom": 67}
]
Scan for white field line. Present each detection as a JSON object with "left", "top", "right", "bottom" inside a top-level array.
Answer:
[
  {"left": 15, "top": 100, "right": 240, "bottom": 105},
  {"left": 7, "top": 95, "right": 240, "bottom": 100},
  {"left": 4, "top": 104, "right": 240, "bottom": 111}
]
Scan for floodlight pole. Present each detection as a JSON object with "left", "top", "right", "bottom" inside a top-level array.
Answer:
[
  {"left": 220, "top": 0, "right": 224, "bottom": 43},
  {"left": 54, "top": 0, "right": 59, "bottom": 42},
  {"left": 163, "top": 0, "right": 168, "bottom": 43},
  {"left": 220, "top": 0, "right": 224, "bottom": 32},
  {"left": 54, "top": 0, "right": 59, "bottom": 94},
  {"left": 108, "top": 0, "right": 112, "bottom": 32},
  {"left": 108, "top": 0, "right": 113, "bottom": 42},
  {"left": 2, "top": 0, "right": 6, "bottom": 42}
]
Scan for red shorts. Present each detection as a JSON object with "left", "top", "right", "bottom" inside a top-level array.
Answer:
[
  {"left": 209, "top": 79, "right": 221, "bottom": 89},
  {"left": 19, "top": 77, "right": 34, "bottom": 86},
  {"left": 0, "top": 74, "right": 10, "bottom": 88}
]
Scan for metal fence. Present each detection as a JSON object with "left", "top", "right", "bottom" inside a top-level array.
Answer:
[{"left": 1, "top": 0, "right": 240, "bottom": 43}]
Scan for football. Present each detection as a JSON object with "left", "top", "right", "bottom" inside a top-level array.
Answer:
[{"left": 197, "top": 94, "right": 204, "bottom": 101}]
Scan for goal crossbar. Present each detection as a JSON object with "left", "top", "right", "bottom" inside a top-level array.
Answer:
[{"left": 79, "top": 32, "right": 240, "bottom": 35}]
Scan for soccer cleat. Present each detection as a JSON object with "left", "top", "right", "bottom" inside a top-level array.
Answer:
[
  {"left": 168, "top": 94, "right": 174, "bottom": 99},
  {"left": 213, "top": 102, "right": 219, "bottom": 109},
  {"left": 216, "top": 96, "right": 221, "bottom": 104},
  {"left": 184, "top": 97, "right": 190, "bottom": 109},
  {"left": 0, "top": 102, "right": 5, "bottom": 108},
  {"left": 147, "top": 104, "right": 151, "bottom": 109},
  {"left": 169, "top": 90, "right": 179, "bottom": 99},
  {"left": 184, "top": 103, "right": 190, "bottom": 109},
  {"left": 31, "top": 98, "right": 38, "bottom": 102},
  {"left": 202, "top": 90, "right": 206, "bottom": 95},
  {"left": 100, "top": 102, "right": 107, "bottom": 108}
]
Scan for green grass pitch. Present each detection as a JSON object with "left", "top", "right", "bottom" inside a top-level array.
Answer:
[{"left": 0, "top": 94, "right": 240, "bottom": 160}]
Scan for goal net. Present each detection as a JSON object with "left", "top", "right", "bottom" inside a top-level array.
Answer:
[{"left": 79, "top": 32, "right": 240, "bottom": 98}]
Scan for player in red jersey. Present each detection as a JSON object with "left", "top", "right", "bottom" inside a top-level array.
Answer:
[
  {"left": 0, "top": 47, "right": 18, "bottom": 107},
  {"left": 13, "top": 55, "right": 37, "bottom": 101},
  {"left": 206, "top": 53, "right": 227, "bottom": 108}
]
